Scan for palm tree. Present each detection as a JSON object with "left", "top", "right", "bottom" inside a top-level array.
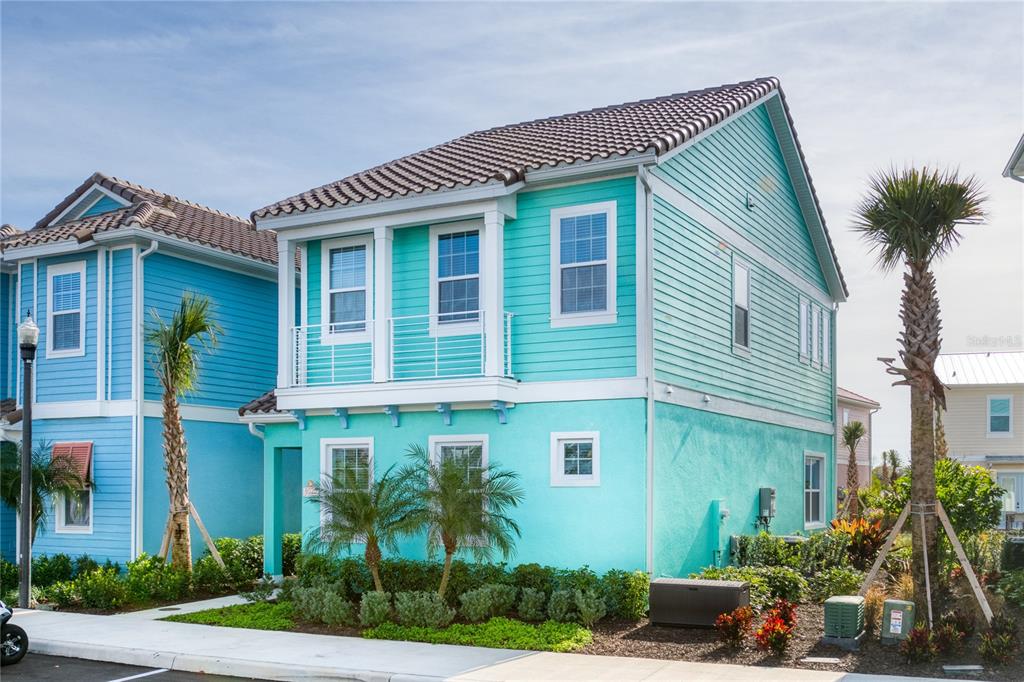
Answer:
[
  {"left": 0, "top": 440, "right": 85, "bottom": 543},
  {"left": 934, "top": 408, "right": 949, "bottom": 460},
  {"left": 854, "top": 166, "right": 985, "bottom": 615},
  {"left": 400, "top": 444, "right": 524, "bottom": 598},
  {"left": 842, "top": 421, "right": 866, "bottom": 518},
  {"left": 882, "top": 449, "right": 901, "bottom": 485},
  {"left": 147, "top": 293, "right": 221, "bottom": 571},
  {"left": 307, "top": 463, "right": 419, "bottom": 592}
]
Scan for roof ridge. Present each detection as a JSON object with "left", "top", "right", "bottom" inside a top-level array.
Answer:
[
  {"left": 939, "top": 350, "right": 1024, "bottom": 357},
  {"left": 102, "top": 174, "right": 254, "bottom": 227}
]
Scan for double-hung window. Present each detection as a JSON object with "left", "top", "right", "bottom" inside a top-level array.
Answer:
[
  {"left": 798, "top": 297, "right": 810, "bottom": 360},
  {"left": 988, "top": 396, "right": 1013, "bottom": 437},
  {"left": 822, "top": 310, "right": 831, "bottom": 368},
  {"left": 550, "top": 202, "right": 617, "bottom": 328},
  {"left": 804, "top": 452, "right": 825, "bottom": 528},
  {"left": 322, "top": 235, "right": 371, "bottom": 342},
  {"left": 733, "top": 260, "right": 750, "bottom": 350},
  {"left": 429, "top": 435, "right": 488, "bottom": 487},
  {"left": 429, "top": 223, "right": 481, "bottom": 335},
  {"left": 550, "top": 432, "right": 600, "bottom": 486},
  {"left": 53, "top": 442, "right": 93, "bottom": 533},
  {"left": 319, "top": 438, "right": 373, "bottom": 527},
  {"left": 47, "top": 261, "right": 86, "bottom": 357},
  {"left": 811, "top": 307, "right": 821, "bottom": 365}
]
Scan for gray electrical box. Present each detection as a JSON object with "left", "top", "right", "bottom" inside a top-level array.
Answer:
[{"left": 759, "top": 487, "right": 776, "bottom": 519}]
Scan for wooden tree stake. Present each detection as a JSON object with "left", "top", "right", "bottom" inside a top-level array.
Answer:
[
  {"left": 936, "top": 500, "right": 993, "bottom": 624},
  {"left": 858, "top": 503, "right": 910, "bottom": 596},
  {"left": 189, "top": 501, "right": 225, "bottom": 568}
]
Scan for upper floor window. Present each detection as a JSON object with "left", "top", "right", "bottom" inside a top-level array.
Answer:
[
  {"left": 47, "top": 261, "right": 86, "bottom": 358},
  {"left": 732, "top": 260, "right": 750, "bottom": 349},
  {"left": 822, "top": 310, "right": 831, "bottom": 368},
  {"left": 429, "top": 222, "right": 481, "bottom": 336},
  {"left": 811, "top": 307, "right": 821, "bottom": 365},
  {"left": 798, "top": 297, "right": 810, "bottom": 361},
  {"left": 322, "top": 235, "right": 372, "bottom": 342},
  {"left": 550, "top": 202, "right": 617, "bottom": 328},
  {"left": 550, "top": 431, "right": 600, "bottom": 487},
  {"left": 988, "top": 396, "right": 1013, "bottom": 437}
]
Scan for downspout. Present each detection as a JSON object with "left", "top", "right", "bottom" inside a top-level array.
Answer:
[
  {"left": 132, "top": 240, "right": 158, "bottom": 559},
  {"left": 248, "top": 422, "right": 265, "bottom": 440},
  {"left": 868, "top": 406, "right": 880, "bottom": 479},
  {"left": 638, "top": 164, "right": 655, "bottom": 574}
]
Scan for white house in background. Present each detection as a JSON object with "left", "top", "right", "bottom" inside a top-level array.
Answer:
[
  {"left": 836, "top": 386, "right": 880, "bottom": 495},
  {"left": 1005, "top": 133, "right": 1024, "bottom": 183},
  {"left": 935, "top": 351, "right": 1024, "bottom": 529}
]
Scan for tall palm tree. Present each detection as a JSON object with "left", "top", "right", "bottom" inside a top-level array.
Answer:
[
  {"left": 854, "top": 166, "right": 985, "bottom": 615},
  {"left": 307, "top": 463, "right": 419, "bottom": 592},
  {"left": 842, "top": 421, "right": 866, "bottom": 518},
  {"left": 147, "top": 293, "right": 221, "bottom": 571},
  {"left": 934, "top": 408, "right": 949, "bottom": 460},
  {"left": 400, "top": 444, "right": 524, "bottom": 598},
  {"left": 0, "top": 441, "right": 85, "bottom": 543}
]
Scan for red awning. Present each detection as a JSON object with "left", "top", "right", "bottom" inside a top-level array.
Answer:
[{"left": 51, "top": 442, "right": 93, "bottom": 483}]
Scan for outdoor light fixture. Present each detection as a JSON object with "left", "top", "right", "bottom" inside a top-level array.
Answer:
[{"left": 17, "top": 311, "right": 38, "bottom": 609}]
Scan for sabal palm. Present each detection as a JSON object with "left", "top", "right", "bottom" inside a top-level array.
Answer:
[
  {"left": 400, "top": 444, "right": 524, "bottom": 598},
  {"left": 842, "top": 421, "right": 866, "bottom": 518},
  {"left": 147, "top": 293, "right": 221, "bottom": 571},
  {"left": 308, "top": 464, "right": 419, "bottom": 591},
  {"left": 854, "top": 166, "right": 985, "bottom": 614},
  {"left": 0, "top": 440, "right": 85, "bottom": 543}
]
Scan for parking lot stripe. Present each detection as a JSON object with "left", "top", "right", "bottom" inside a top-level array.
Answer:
[{"left": 106, "top": 669, "right": 169, "bottom": 682}]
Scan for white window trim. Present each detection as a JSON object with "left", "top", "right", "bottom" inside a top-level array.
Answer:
[
  {"left": 46, "top": 260, "right": 87, "bottom": 358},
  {"left": 798, "top": 296, "right": 810, "bottom": 362},
  {"left": 320, "top": 234, "right": 373, "bottom": 345},
  {"left": 428, "top": 221, "right": 484, "bottom": 338},
  {"left": 549, "top": 201, "right": 617, "bottom": 328},
  {"left": 428, "top": 434, "right": 490, "bottom": 468},
  {"left": 55, "top": 453, "right": 93, "bottom": 534},
  {"left": 811, "top": 306, "right": 821, "bottom": 366},
  {"left": 842, "top": 408, "right": 851, "bottom": 426},
  {"left": 731, "top": 257, "right": 751, "bottom": 354},
  {"left": 550, "top": 431, "right": 601, "bottom": 487},
  {"left": 822, "top": 309, "right": 831, "bottom": 369},
  {"left": 319, "top": 437, "right": 375, "bottom": 528},
  {"left": 804, "top": 450, "right": 826, "bottom": 530},
  {"left": 987, "top": 395, "right": 1014, "bottom": 438}
]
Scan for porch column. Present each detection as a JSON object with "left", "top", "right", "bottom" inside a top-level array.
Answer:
[
  {"left": 483, "top": 210, "right": 505, "bottom": 377},
  {"left": 372, "top": 226, "right": 393, "bottom": 382},
  {"left": 277, "top": 239, "right": 297, "bottom": 389},
  {"left": 263, "top": 446, "right": 284, "bottom": 576}
]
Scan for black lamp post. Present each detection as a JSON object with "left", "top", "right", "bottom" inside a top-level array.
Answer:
[{"left": 17, "top": 311, "right": 38, "bottom": 609}]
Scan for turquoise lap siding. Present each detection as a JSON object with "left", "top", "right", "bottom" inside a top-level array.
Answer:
[
  {"left": 143, "top": 253, "right": 276, "bottom": 407},
  {"left": 35, "top": 253, "right": 99, "bottom": 402},
  {"left": 653, "top": 401, "right": 834, "bottom": 577},
  {"left": 652, "top": 197, "right": 832, "bottom": 422},
  {"left": 0, "top": 503, "right": 13, "bottom": 561},
  {"left": 31, "top": 417, "right": 133, "bottom": 565},
  {"left": 1, "top": 272, "right": 14, "bottom": 400},
  {"left": 654, "top": 103, "right": 828, "bottom": 294},
  {"left": 79, "top": 195, "right": 124, "bottom": 218},
  {"left": 108, "top": 249, "right": 134, "bottom": 400}
]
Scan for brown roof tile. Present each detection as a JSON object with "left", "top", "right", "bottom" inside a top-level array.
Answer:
[{"left": 238, "top": 390, "right": 280, "bottom": 417}]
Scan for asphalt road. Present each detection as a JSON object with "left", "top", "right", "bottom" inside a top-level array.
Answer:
[{"left": 2, "top": 654, "right": 263, "bottom": 681}]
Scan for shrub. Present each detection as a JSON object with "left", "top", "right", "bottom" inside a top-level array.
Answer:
[
  {"left": 831, "top": 518, "right": 886, "bottom": 570},
  {"left": 292, "top": 586, "right": 327, "bottom": 622},
  {"left": 547, "top": 589, "right": 577, "bottom": 623},
  {"left": 282, "top": 533, "right": 302, "bottom": 576},
  {"left": 76, "top": 567, "right": 128, "bottom": 610},
  {"left": 165, "top": 601, "right": 295, "bottom": 631},
  {"left": 758, "top": 566, "right": 807, "bottom": 603},
  {"left": 33, "top": 554, "right": 74, "bottom": 587},
  {"left": 766, "top": 598, "right": 797, "bottom": 628},
  {"left": 215, "top": 535, "right": 264, "bottom": 588},
  {"left": 510, "top": 563, "right": 557, "bottom": 596},
  {"left": 0, "top": 559, "right": 18, "bottom": 593},
  {"left": 336, "top": 557, "right": 373, "bottom": 600},
  {"left": 321, "top": 592, "right": 356, "bottom": 627},
  {"left": 715, "top": 606, "right": 754, "bottom": 648},
  {"left": 1003, "top": 538, "right": 1024, "bottom": 571},
  {"left": 939, "top": 608, "right": 977, "bottom": 639},
  {"left": 192, "top": 556, "right": 230, "bottom": 594},
  {"left": 394, "top": 591, "right": 455, "bottom": 628},
  {"left": 556, "top": 566, "right": 600, "bottom": 593},
  {"left": 692, "top": 566, "right": 770, "bottom": 610},
  {"left": 240, "top": 573, "right": 276, "bottom": 603},
  {"left": 863, "top": 586, "right": 887, "bottom": 635},
  {"left": 518, "top": 588, "right": 547, "bottom": 622},
  {"left": 363, "top": 617, "right": 592, "bottom": 653},
  {"left": 487, "top": 584, "right": 518, "bottom": 617},
  {"left": 43, "top": 580, "right": 79, "bottom": 608},
  {"left": 460, "top": 587, "right": 495, "bottom": 623},
  {"left": 979, "top": 630, "right": 1019, "bottom": 664},
  {"left": 809, "top": 567, "right": 863, "bottom": 602},
  {"left": 359, "top": 591, "right": 392, "bottom": 627},
  {"left": 990, "top": 614, "right": 1019, "bottom": 641},
  {"left": 891, "top": 572, "right": 915, "bottom": 603},
  {"left": 796, "top": 531, "right": 851, "bottom": 575},
  {"left": 900, "top": 625, "right": 937, "bottom": 663},
  {"left": 446, "top": 562, "right": 510, "bottom": 603},
  {"left": 574, "top": 589, "right": 606, "bottom": 627},
  {"left": 933, "top": 623, "right": 965, "bottom": 655},
  {"left": 736, "top": 533, "right": 799, "bottom": 569},
  {"left": 600, "top": 569, "right": 648, "bottom": 620},
  {"left": 73, "top": 555, "right": 100, "bottom": 577},
  {"left": 996, "top": 569, "right": 1024, "bottom": 609},
  {"left": 124, "top": 553, "right": 191, "bottom": 603},
  {"left": 295, "top": 553, "right": 340, "bottom": 588},
  {"left": 754, "top": 614, "right": 793, "bottom": 656}
]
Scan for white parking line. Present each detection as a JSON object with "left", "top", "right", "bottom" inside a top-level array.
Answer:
[{"left": 106, "top": 669, "right": 169, "bottom": 682}]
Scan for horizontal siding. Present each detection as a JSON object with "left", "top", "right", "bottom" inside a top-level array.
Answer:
[
  {"left": 109, "top": 249, "right": 134, "bottom": 400},
  {"left": 36, "top": 253, "right": 98, "bottom": 402},
  {"left": 17, "top": 262, "right": 32, "bottom": 396},
  {"left": 652, "top": 197, "right": 832, "bottom": 422},
  {"left": 0, "top": 502, "right": 13, "bottom": 562},
  {"left": 143, "top": 253, "right": 276, "bottom": 408},
  {"left": 80, "top": 195, "right": 123, "bottom": 218},
  {"left": 946, "top": 386, "right": 1024, "bottom": 457},
  {"left": 1, "top": 272, "right": 14, "bottom": 401},
  {"left": 837, "top": 402, "right": 872, "bottom": 467}
]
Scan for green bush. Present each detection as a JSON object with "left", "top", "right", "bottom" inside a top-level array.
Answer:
[
  {"left": 192, "top": 556, "right": 230, "bottom": 594},
  {"left": 292, "top": 586, "right": 328, "bottom": 622},
  {"left": 296, "top": 553, "right": 341, "bottom": 588},
  {"left": 125, "top": 553, "right": 191, "bottom": 603},
  {"left": 555, "top": 566, "right": 599, "bottom": 593},
  {"left": 1003, "top": 539, "right": 1024, "bottom": 572},
  {"left": 0, "top": 559, "right": 17, "bottom": 593},
  {"left": 394, "top": 590, "right": 455, "bottom": 628},
  {"left": 359, "top": 591, "right": 392, "bottom": 627},
  {"left": 76, "top": 567, "right": 128, "bottom": 610},
  {"left": 809, "top": 567, "right": 864, "bottom": 602},
  {"left": 73, "top": 555, "right": 100, "bottom": 577},
  {"left": 282, "top": 533, "right": 302, "bottom": 576},
  {"left": 756, "top": 566, "right": 807, "bottom": 603},
  {"left": 42, "top": 580, "right": 79, "bottom": 608},
  {"left": 363, "top": 617, "right": 592, "bottom": 653},
  {"left": 510, "top": 563, "right": 557, "bottom": 596},
  {"left": 691, "top": 566, "right": 771, "bottom": 610},
  {"left": 459, "top": 583, "right": 518, "bottom": 622},
  {"left": 212, "top": 535, "right": 264, "bottom": 588},
  {"left": 574, "top": 589, "right": 606, "bottom": 627},
  {"left": 33, "top": 554, "right": 74, "bottom": 587},
  {"left": 518, "top": 587, "right": 547, "bottom": 622},
  {"left": 600, "top": 569, "right": 648, "bottom": 620},
  {"left": 165, "top": 601, "right": 295, "bottom": 631},
  {"left": 796, "top": 532, "right": 851, "bottom": 575},
  {"left": 736, "top": 533, "right": 799, "bottom": 569},
  {"left": 240, "top": 574, "right": 276, "bottom": 603},
  {"left": 996, "top": 569, "right": 1024, "bottom": 609},
  {"left": 547, "top": 589, "right": 577, "bottom": 623},
  {"left": 322, "top": 592, "right": 356, "bottom": 626}
]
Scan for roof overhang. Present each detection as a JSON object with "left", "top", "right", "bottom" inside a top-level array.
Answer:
[{"left": 1004, "top": 133, "right": 1024, "bottom": 183}]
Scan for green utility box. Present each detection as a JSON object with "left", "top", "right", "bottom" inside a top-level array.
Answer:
[
  {"left": 824, "top": 595, "right": 865, "bottom": 638},
  {"left": 881, "top": 599, "right": 915, "bottom": 643}
]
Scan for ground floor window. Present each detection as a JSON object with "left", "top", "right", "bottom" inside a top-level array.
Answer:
[
  {"left": 320, "top": 438, "right": 374, "bottom": 491},
  {"left": 52, "top": 441, "right": 93, "bottom": 534},
  {"left": 550, "top": 431, "right": 600, "bottom": 486},
  {"left": 428, "top": 435, "right": 488, "bottom": 486},
  {"left": 804, "top": 452, "right": 825, "bottom": 528}
]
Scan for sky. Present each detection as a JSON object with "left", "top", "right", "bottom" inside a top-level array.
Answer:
[{"left": 2, "top": 1, "right": 1022, "bottom": 463}]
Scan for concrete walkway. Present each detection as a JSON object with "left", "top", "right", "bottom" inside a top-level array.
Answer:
[
  {"left": 15, "top": 608, "right": 965, "bottom": 682},
  {"left": 114, "top": 594, "right": 251, "bottom": 620}
]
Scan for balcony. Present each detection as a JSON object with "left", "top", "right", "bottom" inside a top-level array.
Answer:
[{"left": 289, "top": 311, "right": 513, "bottom": 388}]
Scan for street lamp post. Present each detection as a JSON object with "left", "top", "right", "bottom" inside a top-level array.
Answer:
[{"left": 17, "top": 312, "right": 38, "bottom": 609}]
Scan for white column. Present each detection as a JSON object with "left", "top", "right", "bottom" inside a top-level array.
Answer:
[
  {"left": 277, "top": 239, "right": 296, "bottom": 389},
  {"left": 483, "top": 210, "right": 505, "bottom": 377},
  {"left": 373, "top": 226, "right": 393, "bottom": 382}
]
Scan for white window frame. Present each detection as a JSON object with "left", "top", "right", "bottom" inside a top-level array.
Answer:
[
  {"left": 822, "top": 308, "right": 831, "bottom": 369},
  {"left": 811, "top": 306, "right": 821, "bottom": 365},
  {"left": 319, "top": 437, "right": 375, "bottom": 528},
  {"left": 804, "top": 451, "right": 826, "bottom": 529},
  {"left": 550, "top": 201, "right": 617, "bottom": 328},
  {"left": 320, "top": 234, "right": 373, "bottom": 345},
  {"left": 732, "top": 257, "right": 751, "bottom": 353},
  {"left": 843, "top": 408, "right": 851, "bottom": 426},
  {"left": 798, "top": 296, "right": 810, "bottom": 362},
  {"left": 46, "top": 260, "right": 86, "bottom": 358},
  {"left": 429, "top": 221, "right": 484, "bottom": 338},
  {"left": 987, "top": 395, "right": 1014, "bottom": 438},
  {"left": 550, "top": 431, "right": 601, "bottom": 487},
  {"left": 428, "top": 434, "right": 490, "bottom": 469},
  {"left": 55, "top": 452, "right": 93, "bottom": 535}
]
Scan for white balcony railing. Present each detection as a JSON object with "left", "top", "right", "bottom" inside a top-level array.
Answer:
[{"left": 290, "top": 311, "right": 513, "bottom": 387}]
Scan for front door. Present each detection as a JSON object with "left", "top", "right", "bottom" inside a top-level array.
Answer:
[{"left": 997, "top": 473, "right": 1024, "bottom": 529}]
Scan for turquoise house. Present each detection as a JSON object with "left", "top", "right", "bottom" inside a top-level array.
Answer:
[
  {"left": 0, "top": 174, "right": 285, "bottom": 565},
  {"left": 243, "top": 77, "right": 848, "bottom": 578}
]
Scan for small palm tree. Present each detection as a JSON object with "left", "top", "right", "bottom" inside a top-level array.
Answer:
[
  {"left": 882, "top": 449, "right": 901, "bottom": 485},
  {"left": 0, "top": 440, "right": 85, "bottom": 543},
  {"left": 147, "top": 293, "right": 221, "bottom": 571},
  {"left": 842, "top": 421, "right": 866, "bottom": 518},
  {"left": 400, "top": 444, "right": 524, "bottom": 598},
  {"left": 307, "top": 464, "right": 419, "bottom": 592},
  {"left": 854, "top": 165, "right": 985, "bottom": 614}
]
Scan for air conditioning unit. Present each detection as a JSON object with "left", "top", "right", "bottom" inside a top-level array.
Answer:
[{"left": 649, "top": 578, "right": 750, "bottom": 627}]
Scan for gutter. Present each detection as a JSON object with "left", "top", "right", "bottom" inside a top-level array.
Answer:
[
  {"left": 131, "top": 240, "right": 158, "bottom": 559},
  {"left": 638, "top": 163, "right": 656, "bottom": 574},
  {"left": 248, "top": 422, "right": 265, "bottom": 440}
]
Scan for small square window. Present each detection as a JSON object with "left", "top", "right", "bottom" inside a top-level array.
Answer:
[{"left": 551, "top": 432, "right": 600, "bottom": 486}]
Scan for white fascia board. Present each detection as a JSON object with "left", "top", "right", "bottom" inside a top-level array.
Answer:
[
  {"left": 1003, "top": 133, "right": 1024, "bottom": 180},
  {"left": 31, "top": 400, "right": 136, "bottom": 419},
  {"left": 93, "top": 228, "right": 277, "bottom": 280},
  {"left": 2, "top": 239, "right": 87, "bottom": 261},
  {"left": 239, "top": 412, "right": 297, "bottom": 424},
  {"left": 255, "top": 181, "right": 524, "bottom": 233},
  {"left": 141, "top": 400, "right": 244, "bottom": 424},
  {"left": 46, "top": 183, "right": 131, "bottom": 227},
  {"left": 522, "top": 152, "right": 656, "bottom": 185}
]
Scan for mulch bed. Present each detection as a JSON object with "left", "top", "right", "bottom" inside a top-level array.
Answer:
[{"left": 585, "top": 603, "right": 1024, "bottom": 680}]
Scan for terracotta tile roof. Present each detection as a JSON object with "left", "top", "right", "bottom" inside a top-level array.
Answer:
[
  {"left": 4, "top": 173, "right": 278, "bottom": 264},
  {"left": 255, "top": 78, "right": 782, "bottom": 219},
  {"left": 1, "top": 398, "right": 22, "bottom": 426},
  {"left": 238, "top": 390, "right": 280, "bottom": 417},
  {"left": 837, "top": 386, "right": 881, "bottom": 408},
  {"left": 0, "top": 224, "right": 24, "bottom": 252}
]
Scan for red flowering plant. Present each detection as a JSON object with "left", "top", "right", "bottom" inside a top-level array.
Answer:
[
  {"left": 755, "top": 614, "right": 794, "bottom": 656},
  {"left": 714, "top": 606, "right": 754, "bottom": 649},
  {"left": 767, "top": 598, "right": 797, "bottom": 628}
]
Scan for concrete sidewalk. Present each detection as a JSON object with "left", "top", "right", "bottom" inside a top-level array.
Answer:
[{"left": 16, "top": 608, "right": 962, "bottom": 682}]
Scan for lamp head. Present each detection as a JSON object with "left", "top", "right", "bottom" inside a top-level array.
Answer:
[{"left": 18, "top": 311, "right": 39, "bottom": 359}]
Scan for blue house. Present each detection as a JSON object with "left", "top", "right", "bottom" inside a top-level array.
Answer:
[
  {"left": 242, "top": 77, "right": 848, "bottom": 578},
  {"left": 0, "top": 174, "right": 282, "bottom": 565}
]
